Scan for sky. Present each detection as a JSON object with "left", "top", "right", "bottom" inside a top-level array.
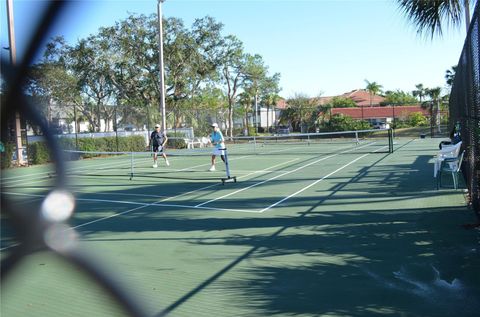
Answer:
[{"left": 0, "top": 0, "right": 469, "bottom": 98}]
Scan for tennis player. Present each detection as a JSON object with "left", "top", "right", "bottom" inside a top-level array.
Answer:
[
  {"left": 150, "top": 124, "right": 169, "bottom": 168},
  {"left": 208, "top": 123, "right": 225, "bottom": 171}
]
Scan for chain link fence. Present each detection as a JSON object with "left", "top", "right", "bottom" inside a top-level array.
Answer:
[{"left": 448, "top": 0, "right": 480, "bottom": 214}]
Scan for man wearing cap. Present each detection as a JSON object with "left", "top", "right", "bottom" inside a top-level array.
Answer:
[
  {"left": 209, "top": 123, "right": 225, "bottom": 171},
  {"left": 149, "top": 124, "right": 169, "bottom": 168}
]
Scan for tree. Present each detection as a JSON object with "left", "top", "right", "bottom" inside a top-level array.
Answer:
[
  {"left": 237, "top": 90, "right": 254, "bottom": 135},
  {"left": 328, "top": 96, "right": 357, "bottom": 108},
  {"left": 285, "top": 93, "right": 315, "bottom": 132},
  {"left": 426, "top": 87, "right": 443, "bottom": 133},
  {"left": 28, "top": 13, "right": 276, "bottom": 139},
  {"left": 259, "top": 73, "right": 281, "bottom": 133},
  {"left": 396, "top": 0, "right": 472, "bottom": 38},
  {"left": 365, "top": 80, "right": 383, "bottom": 107},
  {"left": 382, "top": 90, "right": 417, "bottom": 105},
  {"left": 326, "top": 113, "right": 371, "bottom": 132},
  {"left": 412, "top": 83, "right": 427, "bottom": 103},
  {"left": 219, "top": 35, "right": 246, "bottom": 137},
  {"left": 26, "top": 62, "right": 80, "bottom": 127},
  {"left": 407, "top": 112, "right": 428, "bottom": 127},
  {"left": 445, "top": 65, "right": 457, "bottom": 88},
  {"left": 243, "top": 54, "right": 269, "bottom": 134}
]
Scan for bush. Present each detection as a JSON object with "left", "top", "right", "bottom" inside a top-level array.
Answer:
[
  {"left": 247, "top": 125, "right": 257, "bottom": 136},
  {"left": 322, "top": 114, "right": 371, "bottom": 132},
  {"left": 1, "top": 142, "right": 14, "bottom": 169},
  {"left": 29, "top": 142, "right": 51, "bottom": 165},
  {"left": 167, "top": 138, "right": 187, "bottom": 149},
  {"left": 407, "top": 112, "right": 428, "bottom": 127},
  {"left": 27, "top": 135, "right": 147, "bottom": 165}
]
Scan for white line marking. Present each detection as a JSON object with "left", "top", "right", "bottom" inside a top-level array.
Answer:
[
  {"left": 160, "top": 158, "right": 300, "bottom": 202},
  {"left": 194, "top": 142, "right": 378, "bottom": 208},
  {"left": 259, "top": 154, "right": 368, "bottom": 212},
  {"left": 195, "top": 155, "right": 336, "bottom": 207},
  {"left": 260, "top": 145, "right": 389, "bottom": 212}
]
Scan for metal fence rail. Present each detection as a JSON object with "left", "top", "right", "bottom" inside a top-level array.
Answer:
[{"left": 448, "top": 0, "right": 480, "bottom": 214}]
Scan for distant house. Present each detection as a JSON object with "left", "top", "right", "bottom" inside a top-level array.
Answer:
[
  {"left": 339, "top": 89, "right": 385, "bottom": 107},
  {"left": 331, "top": 105, "right": 430, "bottom": 125},
  {"left": 314, "top": 89, "right": 385, "bottom": 107},
  {"left": 278, "top": 89, "right": 431, "bottom": 127}
]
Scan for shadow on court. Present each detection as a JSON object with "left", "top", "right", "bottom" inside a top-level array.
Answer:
[{"left": 2, "top": 139, "right": 479, "bottom": 317}]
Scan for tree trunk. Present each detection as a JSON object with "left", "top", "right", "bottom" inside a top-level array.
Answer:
[
  {"left": 228, "top": 99, "right": 234, "bottom": 138},
  {"left": 436, "top": 100, "right": 441, "bottom": 133}
]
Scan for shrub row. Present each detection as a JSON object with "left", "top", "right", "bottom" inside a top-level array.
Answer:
[
  {"left": 27, "top": 135, "right": 147, "bottom": 165},
  {"left": 0, "top": 142, "right": 15, "bottom": 169}
]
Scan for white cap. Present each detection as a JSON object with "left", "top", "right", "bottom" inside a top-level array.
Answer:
[
  {"left": 155, "top": 124, "right": 161, "bottom": 128},
  {"left": 211, "top": 123, "right": 218, "bottom": 128}
]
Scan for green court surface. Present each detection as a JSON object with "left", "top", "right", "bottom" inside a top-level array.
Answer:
[{"left": 1, "top": 137, "right": 479, "bottom": 317}]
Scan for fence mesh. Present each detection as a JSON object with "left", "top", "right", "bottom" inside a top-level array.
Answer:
[{"left": 448, "top": 0, "right": 480, "bottom": 214}]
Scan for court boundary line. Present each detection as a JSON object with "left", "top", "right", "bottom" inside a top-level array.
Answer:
[
  {"left": 1, "top": 146, "right": 385, "bottom": 252},
  {"left": 195, "top": 154, "right": 337, "bottom": 207},
  {"left": 260, "top": 145, "right": 389, "bottom": 212},
  {"left": 195, "top": 142, "right": 377, "bottom": 208}
]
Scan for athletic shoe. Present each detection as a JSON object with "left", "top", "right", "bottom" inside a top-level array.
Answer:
[
  {"left": 153, "top": 163, "right": 158, "bottom": 168},
  {"left": 208, "top": 165, "right": 216, "bottom": 171},
  {"left": 165, "top": 159, "right": 170, "bottom": 166}
]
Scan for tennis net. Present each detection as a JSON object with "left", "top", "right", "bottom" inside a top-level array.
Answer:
[
  {"left": 227, "top": 128, "right": 393, "bottom": 155},
  {"left": 59, "top": 128, "right": 393, "bottom": 179}
]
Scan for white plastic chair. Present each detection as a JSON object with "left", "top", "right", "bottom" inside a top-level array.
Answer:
[
  {"left": 434, "top": 141, "right": 462, "bottom": 177},
  {"left": 437, "top": 150, "right": 465, "bottom": 190}
]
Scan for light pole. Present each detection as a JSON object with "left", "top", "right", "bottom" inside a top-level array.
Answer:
[
  {"left": 6, "top": 0, "right": 25, "bottom": 166},
  {"left": 254, "top": 94, "right": 258, "bottom": 134},
  {"left": 157, "top": 0, "right": 167, "bottom": 132}
]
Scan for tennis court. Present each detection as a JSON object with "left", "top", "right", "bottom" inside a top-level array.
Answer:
[{"left": 1, "top": 136, "right": 479, "bottom": 317}]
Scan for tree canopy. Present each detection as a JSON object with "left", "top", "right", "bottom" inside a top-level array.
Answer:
[{"left": 26, "top": 13, "right": 280, "bottom": 136}]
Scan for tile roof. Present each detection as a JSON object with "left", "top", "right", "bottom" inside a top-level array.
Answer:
[
  {"left": 330, "top": 105, "right": 430, "bottom": 119},
  {"left": 339, "top": 89, "right": 385, "bottom": 107}
]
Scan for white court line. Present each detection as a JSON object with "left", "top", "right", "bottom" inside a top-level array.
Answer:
[
  {"left": 177, "top": 155, "right": 249, "bottom": 172},
  {"left": 159, "top": 158, "right": 300, "bottom": 202},
  {"left": 2, "top": 192, "right": 259, "bottom": 232},
  {"left": 1, "top": 156, "right": 147, "bottom": 187},
  {"left": 195, "top": 154, "right": 337, "bottom": 207},
  {"left": 0, "top": 155, "right": 300, "bottom": 252},
  {"left": 194, "top": 142, "right": 376, "bottom": 208},
  {"left": 259, "top": 154, "right": 368, "bottom": 212},
  {"left": 2, "top": 158, "right": 301, "bottom": 233},
  {"left": 260, "top": 145, "right": 389, "bottom": 212},
  {"left": 71, "top": 191, "right": 170, "bottom": 199},
  {"left": 0, "top": 145, "right": 382, "bottom": 251}
]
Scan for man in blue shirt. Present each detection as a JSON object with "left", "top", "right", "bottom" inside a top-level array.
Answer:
[
  {"left": 149, "top": 124, "right": 169, "bottom": 168},
  {"left": 209, "top": 123, "right": 225, "bottom": 171}
]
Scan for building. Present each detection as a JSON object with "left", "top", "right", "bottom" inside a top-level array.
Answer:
[{"left": 331, "top": 105, "right": 431, "bottom": 125}]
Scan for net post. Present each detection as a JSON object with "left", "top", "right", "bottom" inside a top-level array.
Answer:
[
  {"left": 253, "top": 135, "right": 256, "bottom": 154},
  {"left": 307, "top": 133, "right": 310, "bottom": 146},
  {"left": 388, "top": 128, "right": 393, "bottom": 153},
  {"left": 221, "top": 148, "right": 236, "bottom": 184},
  {"left": 130, "top": 151, "right": 134, "bottom": 180}
]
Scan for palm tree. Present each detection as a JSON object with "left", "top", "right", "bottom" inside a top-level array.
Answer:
[
  {"left": 238, "top": 91, "right": 253, "bottom": 135},
  {"left": 396, "top": 0, "right": 472, "bottom": 38},
  {"left": 413, "top": 83, "right": 427, "bottom": 103},
  {"left": 364, "top": 80, "right": 383, "bottom": 110},
  {"left": 445, "top": 66, "right": 457, "bottom": 87},
  {"left": 427, "top": 87, "right": 443, "bottom": 133},
  {"left": 262, "top": 94, "right": 279, "bottom": 133}
]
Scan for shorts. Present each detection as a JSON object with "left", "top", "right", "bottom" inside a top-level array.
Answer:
[
  {"left": 153, "top": 145, "right": 164, "bottom": 153},
  {"left": 212, "top": 147, "right": 225, "bottom": 156}
]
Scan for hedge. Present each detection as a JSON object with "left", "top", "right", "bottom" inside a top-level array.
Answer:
[
  {"left": 0, "top": 142, "right": 14, "bottom": 169},
  {"left": 25, "top": 135, "right": 147, "bottom": 166}
]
